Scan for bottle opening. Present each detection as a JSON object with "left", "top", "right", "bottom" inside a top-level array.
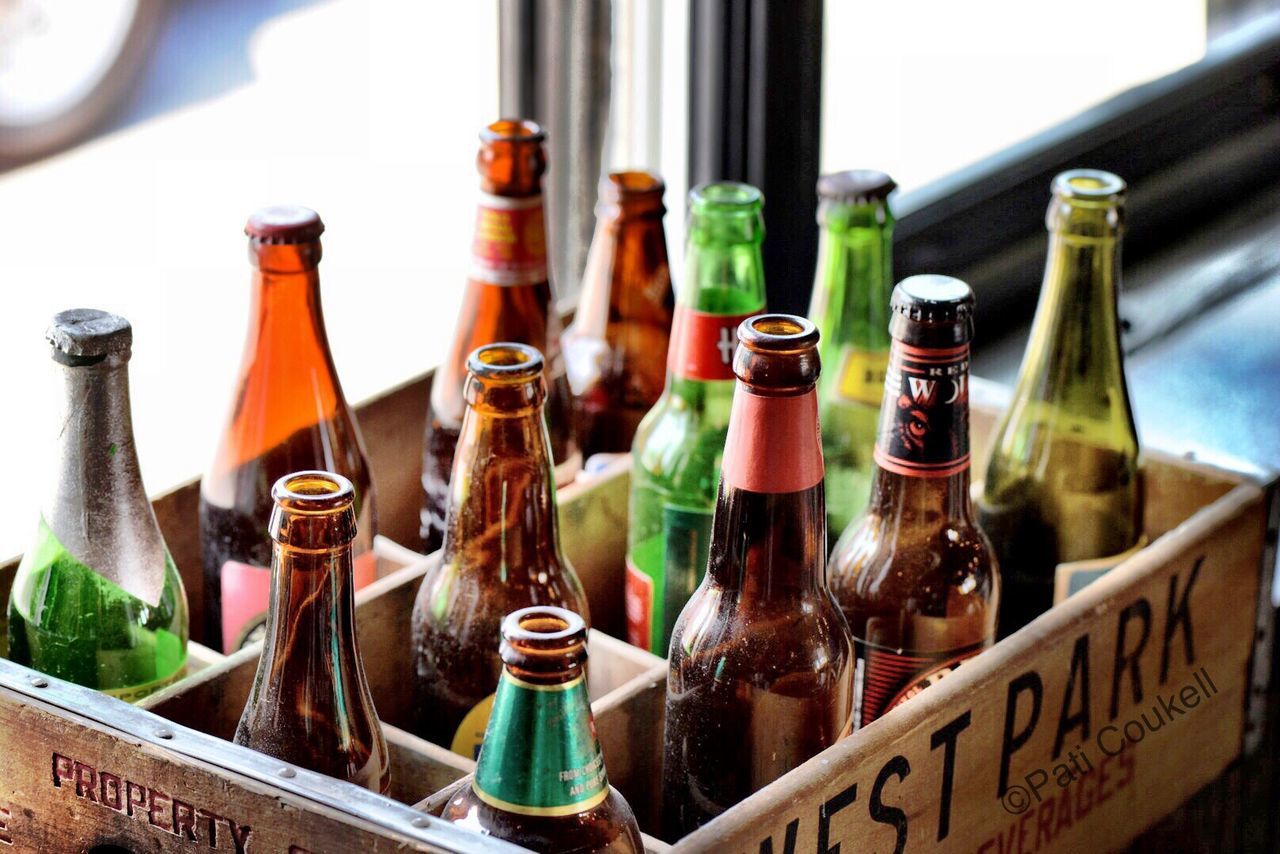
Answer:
[
  {"left": 1052, "top": 169, "right": 1126, "bottom": 201},
  {"left": 272, "top": 470, "right": 355, "bottom": 512},
  {"left": 609, "top": 170, "right": 664, "bottom": 195},
  {"left": 467, "top": 342, "right": 544, "bottom": 381},
  {"left": 738, "top": 313, "right": 820, "bottom": 352},
  {"left": 690, "top": 181, "right": 763, "bottom": 209},
  {"left": 500, "top": 606, "right": 589, "bottom": 666},
  {"left": 482, "top": 118, "right": 545, "bottom": 143}
]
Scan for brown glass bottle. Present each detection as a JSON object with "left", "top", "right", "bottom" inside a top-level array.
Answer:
[
  {"left": 200, "top": 206, "right": 377, "bottom": 653},
  {"left": 412, "top": 343, "right": 590, "bottom": 758},
  {"left": 662, "top": 315, "right": 854, "bottom": 838},
  {"left": 442, "top": 606, "right": 642, "bottom": 852},
  {"left": 234, "top": 471, "right": 389, "bottom": 793},
  {"left": 562, "top": 170, "right": 675, "bottom": 460},
  {"left": 421, "top": 119, "right": 579, "bottom": 553},
  {"left": 828, "top": 276, "right": 999, "bottom": 731}
]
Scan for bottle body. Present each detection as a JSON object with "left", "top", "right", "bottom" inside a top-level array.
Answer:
[
  {"left": 412, "top": 344, "right": 590, "bottom": 757},
  {"left": 8, "top": 310, "right": 188, "bottom": 701},
  {"left": 828, "top": 277, "right": 999, "bottom": 731},
  {"left": 563, "top": 171, "right": 675, "bottom": 460},
  {"left": 443, "top": 607, "right": 642, "bottom": 853},
  {"left": 662, "top": 316, "right": 853, "bottom": 838},
  {"left": 625, "top": 182, "right": 767, "bottom": 656},
  {"left": 981, "top": 171, "right": 1141, "bottom": 638},
  {"left": 200, "top": 207, "right": 377, "bottom": 654},
  {"left": 421, "top": 119, "right": 579, "bottom": 554},
  {"left": 234, "top": 472, "right": 389, "bottom": 793},
  {"left": 807, "top": 171, "right": 896, "bottom": 548}
]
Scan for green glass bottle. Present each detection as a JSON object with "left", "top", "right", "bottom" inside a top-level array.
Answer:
[
  {"left": 980, "top": 170, "right": 1142, "bottom": 638},
  {"left": 807, "top": 170, "right": 896, "bottom": 547},
  {"left": 8, "top": 310, "right": 188, "bottom": 702},
  {"left": 442, "top": 606, "right": 643, "bottom": 851},
  {"left": 625, "top": 182, "right": 767, "bottom": 656}
]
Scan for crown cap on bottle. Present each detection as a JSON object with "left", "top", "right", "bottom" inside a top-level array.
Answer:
[
  {"left": 817, "top": 169, "right": 896, "bottom": 205},
  {"left": 889, "top": 275, "right": 975, "bottom": 346},
  {"left": 47, "top": 309, "right": 132, "bottom": 366},
  {"left": 245, "top": 206, "right": 325, "bottom": 244}
]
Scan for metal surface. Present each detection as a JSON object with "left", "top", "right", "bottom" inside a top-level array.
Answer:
[
  {"left": 0, "top": 656, "right": 522, "bottom": 853},
  {"left": 47, "top": 353, "right": 168, "bottom": 606},
  {"left": 499, "top": 0, "right": 612, "bottom": 303},
  {"left": 688, "top": 0, "right": 823, "bottom": 316}
]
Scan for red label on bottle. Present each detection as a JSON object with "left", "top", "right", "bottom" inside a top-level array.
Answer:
[
  {"left": 873, "top": 342, "right": 970, "bottom": 478},
  {"left": 854, "top": 639, "right": 983, "bottom": 728},
  {"left": 624, "top": 557, "right": 653, "bottom": 652},
  {"left": 667, "top": 306, "right": 758, "bottom": 381},
  {"left": 470, "top": 192, "right": 548, "bottom": 286},
  {"left": 221, "top": 550, "right": 377, "bottom": 653},
  {"left": 722, "top": 388, "right": 824, "bottom": 494}
]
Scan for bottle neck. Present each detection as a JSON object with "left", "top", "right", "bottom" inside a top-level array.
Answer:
[
  {"left": 47, "top": 356, "right": 168, "bottom": 605},
  {"left": 574, "top": 213, "right": 670, "bottom": 336},
  {"left": 868, "top": 339, "right": 975, "bottom": 521},
  {"left": 708, "top": 384, "right": 826, "bottom": 593},
  {"left": 810, "top": 205, "right": 894, "bottom": 402},
  {"left": 445, "top": 402, "right": 563, "bottom": 571},
  {"left": 1013, "top": 228, "right": 1126, "bottom": 414},
  {"left": 473, "top": 664, "right": 608, "bottom": 816},
  {"left": 259, "top": 538, "right": 359, "bottom": 693}
]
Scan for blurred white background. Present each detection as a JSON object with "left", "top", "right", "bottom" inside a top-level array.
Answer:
[{"left": 0, "top": 0, "right": 1223, "bottom": 556}]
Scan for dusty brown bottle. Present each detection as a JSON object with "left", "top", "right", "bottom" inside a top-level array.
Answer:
[
  {"left": 662, "top": 315, "right": 854, "bottom": 838},
  {"left": 828, "top": 275, "right": 999, "bottom": 731},
  {"left": 442, "top": 606, "right": 643, "bottom": 852},
  {"left": 200, "top": 206, "right": 377, "bottom": 653},
  {"left": 562, "top": 170, "right": 675, "bottom": 460},
  {"left": 234, "top": 471, "right": 389, "bottom": 793},
  {"left": 412, "top": 343, "right": 590, "bottom": 758},
  {"left": 421, "top": 119, "right": 579, "bottom": 553}
]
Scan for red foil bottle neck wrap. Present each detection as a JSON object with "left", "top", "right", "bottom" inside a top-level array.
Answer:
[
  {"left": 873, "top": 341, "right": 971, "bottom": 478},
  {"left": 722, "top": 387, "right": 824, "bottom": 494},
  {"left": 667, "top": 305, "right": 761, "bottom": 381},
  {"left": 470, "top": 192, "right": 548, "bottom": 286}
]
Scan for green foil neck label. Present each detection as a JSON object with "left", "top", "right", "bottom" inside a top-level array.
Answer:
[{"left": 472, "top": 671, "right": 608, "bottom": 817}]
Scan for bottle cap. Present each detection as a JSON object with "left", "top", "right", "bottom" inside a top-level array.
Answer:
[
  {"left": 47, "top": 309, "right": 132, "bottom": 365},
  {"left": 889, "top": 275, "right": 975, "bottom": 345},
  {"left": 817, "top": 170, "right": 896, "bottom": 204},
  {"left": 245, "top": 206, "right": 325, "bottom": 244}
]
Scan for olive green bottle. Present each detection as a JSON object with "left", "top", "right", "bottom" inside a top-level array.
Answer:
[
  {"left": 807, "top": 170, "right": 896, "bottom": 548},
  {"left": 980, "top": 170, "right": 1141, "bottom": 638},
  {"left": 625, "top": 182, "right": 767, "bottom": 656}
]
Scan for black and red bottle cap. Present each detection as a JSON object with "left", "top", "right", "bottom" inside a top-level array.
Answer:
[{"left": 889, "top": 275, "right": 974, "bottom": 346}]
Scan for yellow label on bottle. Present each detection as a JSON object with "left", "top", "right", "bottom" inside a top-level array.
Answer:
[
  {"left": 837, "top": 347, "right": 889, "bottom": 407},
  {"left": 103, "top": 666, "right": 186, "bottom": 704},
  {"left": 1053, "top": 537, "right": 1148, "bottom": 604},
  {"left": 451, "top": 693, "right": 496, "bottom": 760}
]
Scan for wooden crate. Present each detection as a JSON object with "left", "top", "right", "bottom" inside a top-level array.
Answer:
[{"left": 0, "top": 371, "right": 1273, "bottom": 852}]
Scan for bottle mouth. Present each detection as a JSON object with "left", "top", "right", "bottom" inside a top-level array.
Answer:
[
  {"left": 737, "top": 314, "right": 819, "bottom": 352},
  {"left": 481, "top": 118, "right": 546, "bottom": 144},
  {"left": 500, "top": 606, "right": 589, "bottom": 669},
  {"left": 272, "top": 470, "right": 355, "bottom": 513},
  {"left": 467, "top": 342, "right": 544, "bottom": 383},
  {"left": 608, "top": 170, "right": 665, "bottom": 195},
  {"left": 690, "top": 181, "right": 763, "bottom": 211},
  {"left": 1052, "top": 169, "right": 1126, "bottom": 202}
]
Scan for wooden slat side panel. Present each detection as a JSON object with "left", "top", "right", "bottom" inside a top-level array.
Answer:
[
  {"left": 0, "top": 686, "right": 496, "bottom": 853},
  {"left": 356, "top": 374, "right": 433, "bottom": 553},
  {"left": 675, "top": 484, "right": 1267, "bottom": 853}
]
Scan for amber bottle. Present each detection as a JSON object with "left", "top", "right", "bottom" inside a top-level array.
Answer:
[
  {"left": 442, "top": 606, "right": 642, "bottom": 852},
  {"left": 662, "top": 315, "right": 854, "bottom": 838},
  {"left": 200, "top": 206, "right": 377, "bottom": 653},
  {"left": 562, "top": 170, "right": 675, "bottom": 460},
  {"left": 421, "top": 119, "right": 579, "bottom": 553},
  {"left": 828, "top": 276, "right": 999, "bottom": 730},
  {"left": 234, "top": 471, "right": 389, "bottom": 793},
  {"left": 412, "top": 343, "right": 590, "bottom": 758}
]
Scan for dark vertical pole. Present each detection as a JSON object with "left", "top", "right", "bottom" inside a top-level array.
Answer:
[{"left": 689, "top": 0, "right": 824, "bottom": 316}]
